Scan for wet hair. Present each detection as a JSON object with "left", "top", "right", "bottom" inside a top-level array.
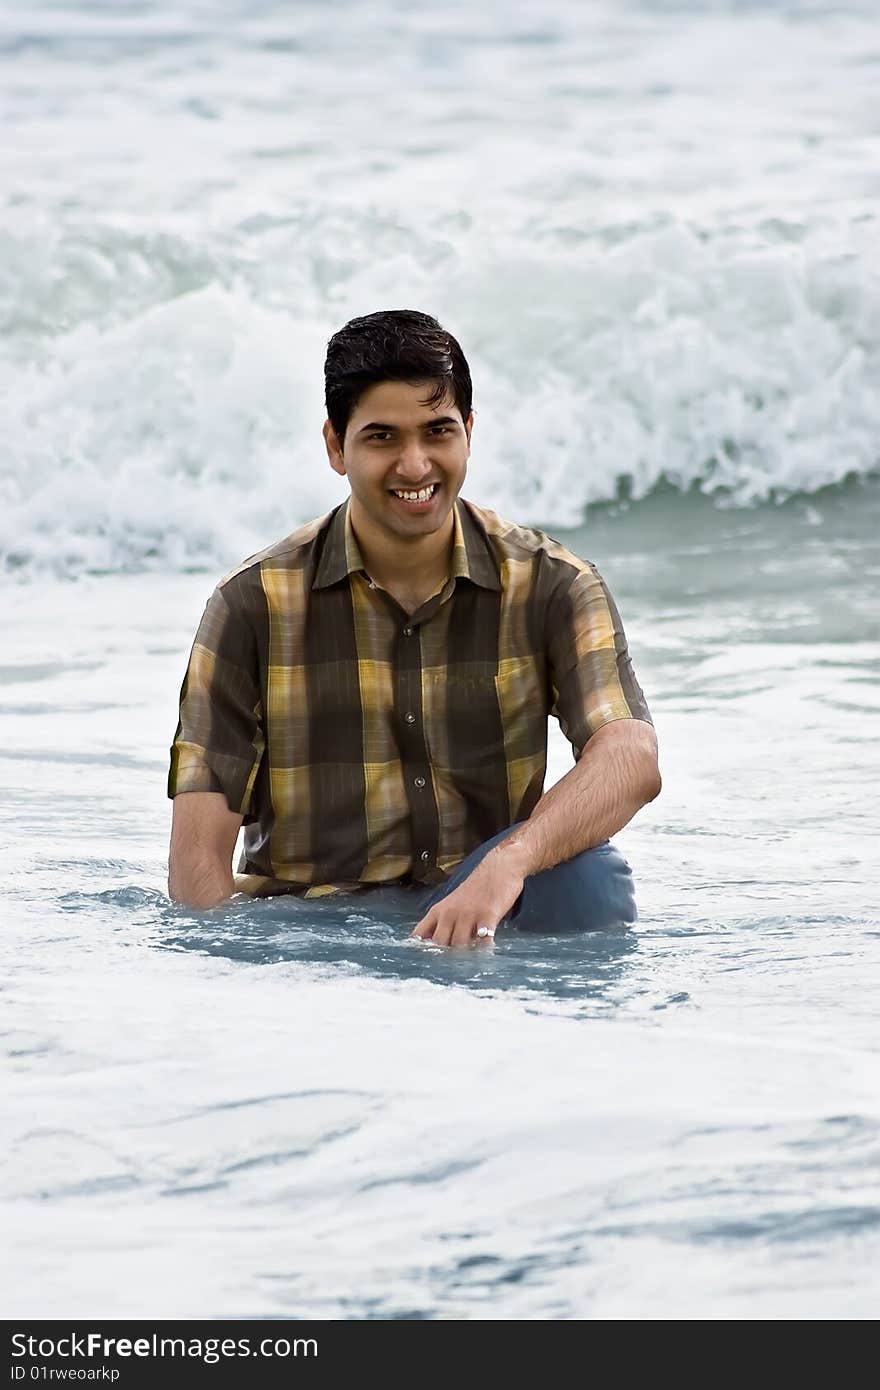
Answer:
[{"left": 324, "top": 309, "right": 473, "bottom": 443}]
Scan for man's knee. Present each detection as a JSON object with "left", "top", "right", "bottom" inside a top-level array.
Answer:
[
  {"left": 512, "top": 841, "right": 637, "bottom": 931},
  {"left": 427, "top": 829, "right": 637, "bottom": 930}
]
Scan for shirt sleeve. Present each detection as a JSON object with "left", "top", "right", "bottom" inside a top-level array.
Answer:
[
  {"left": 546, "top": 560, "right": 652, "bottom": 758},
  {"left": 167, "top": 582, "right": 265, "bottom": 820}
]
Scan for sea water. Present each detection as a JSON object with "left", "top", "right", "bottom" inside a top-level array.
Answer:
[{"left": 1, "top": 0, "right": 879, "bottom": 1320}]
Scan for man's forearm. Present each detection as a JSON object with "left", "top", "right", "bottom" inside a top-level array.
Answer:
[
  {"left": 494, "top": 718, "right": 661, "bottom": 880},
  {"left": 168, "top": 790, "right": 243, "bottom": 909},
  {"left": 167, "top": 854, "right": 235, "bottom": 909}
]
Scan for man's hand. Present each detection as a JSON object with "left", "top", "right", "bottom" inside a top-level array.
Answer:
[{"left": 410, "top": 846, "right": 526, "bottom": 947}]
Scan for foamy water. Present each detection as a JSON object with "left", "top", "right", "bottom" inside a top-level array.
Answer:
[{"left": 2, "top": 0, "right": 879, "bottom": 1322}]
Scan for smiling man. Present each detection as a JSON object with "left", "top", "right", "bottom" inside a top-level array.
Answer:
[{"left": 168, "top": 309, "right": 660, "bottom": 945}]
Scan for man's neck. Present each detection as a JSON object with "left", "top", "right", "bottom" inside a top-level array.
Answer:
[{"left": 349, "top": 502, "right": 455, "bottom": 602}]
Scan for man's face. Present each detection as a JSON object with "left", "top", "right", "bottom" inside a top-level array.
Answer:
[{"left": 323, "top": 380, "right": 473, "bottom": 547}]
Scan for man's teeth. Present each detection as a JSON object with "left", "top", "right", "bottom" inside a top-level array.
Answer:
[{"left": 392, "top": 485, "right": 437, "bottom": 502}]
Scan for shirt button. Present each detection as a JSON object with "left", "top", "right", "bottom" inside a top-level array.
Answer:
[
  {"left": 414, "top": 776, "right": 426, "bottom": 788},
  {"left": 404, "top": 711, "right": 416, "bottom": 724},
  {"left": 403, "top": 626, "right": 413, "bottom": 637},
  {"left": 420, "top": 851, "right": 430, "bottom": 862}
]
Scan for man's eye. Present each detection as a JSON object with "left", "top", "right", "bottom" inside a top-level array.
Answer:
[
  {"left": 429, "top": 426, "right": 451, "bottom": 436},
  {"left": 368, "top": 432, "right": 391, "bottom": 441}
]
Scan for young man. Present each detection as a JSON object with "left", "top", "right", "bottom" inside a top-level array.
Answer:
[{"left": 168, "top": 310, "right": 660, "bottom": 945}]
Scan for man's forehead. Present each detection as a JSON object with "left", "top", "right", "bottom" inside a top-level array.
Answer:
[{"left": 350, "top": 379, "right": 461, "bottom": 424}]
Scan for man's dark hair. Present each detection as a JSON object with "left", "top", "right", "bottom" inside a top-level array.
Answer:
[{"left": 324, "top": 309, "right": 473, "bottom": 443}]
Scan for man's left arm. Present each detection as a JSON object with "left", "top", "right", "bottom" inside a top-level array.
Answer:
[{"left": 410, "top": 717, "right": 660, "bottom": 946}]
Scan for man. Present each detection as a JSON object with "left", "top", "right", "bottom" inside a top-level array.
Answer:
[{"left": 168, "top": 309, "right": 660, "bottom": 946}]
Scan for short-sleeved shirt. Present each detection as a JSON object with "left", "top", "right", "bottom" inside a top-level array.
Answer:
[{"left": 168, "top": 497, "right": 651, "bottom": 896}]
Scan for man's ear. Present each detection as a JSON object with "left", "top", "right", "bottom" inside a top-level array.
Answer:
[
  {"left": 464, "top": 410, "right": 474, "bottom": 453},
  {"left": 323, "top": 419, "right": 346, "bottom": 476}
]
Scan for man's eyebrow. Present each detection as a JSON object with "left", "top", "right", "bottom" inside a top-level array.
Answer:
[{"left": 357, "top": 416, "right": 460, "bottom": 434}]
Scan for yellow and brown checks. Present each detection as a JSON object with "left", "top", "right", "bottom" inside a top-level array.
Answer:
[{"left": 168, "top": 498, "right": 652, "bottom": 896}]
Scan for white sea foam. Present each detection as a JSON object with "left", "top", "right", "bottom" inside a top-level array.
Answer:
[{"left": 2, "top": 0, "right": 879, "bottom": 573}]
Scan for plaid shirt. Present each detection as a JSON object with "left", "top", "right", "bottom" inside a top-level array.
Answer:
[{"left": 168, "top": 498, "right": 651, "bottom": 896}]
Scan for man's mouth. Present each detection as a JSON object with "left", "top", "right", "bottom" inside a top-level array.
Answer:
[{"left": 388, "top": 482, "right": 441, "bottom": 506}]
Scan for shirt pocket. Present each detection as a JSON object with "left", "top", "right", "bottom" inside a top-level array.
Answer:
[
  {"left": 424, "top": 664, "right": 550, "bottom": 763},
  {"left": 422, "top": 671, "right": 505, "bottom": 773}
]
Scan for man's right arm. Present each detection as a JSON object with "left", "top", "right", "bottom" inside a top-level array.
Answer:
[
  {"left": 168, "top": 577, "right": 264, "bottom": 908},
  {"left": 168, "top": 791, "right": 244, "bottom": 909}
]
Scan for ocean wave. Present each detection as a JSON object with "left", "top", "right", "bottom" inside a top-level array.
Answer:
[{"left": 2, "top": 213, "right": 877, "bottom": 577}]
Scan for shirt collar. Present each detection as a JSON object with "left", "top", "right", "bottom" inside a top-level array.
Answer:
[{"left": 312, "top": 497, "right": 500, "bottom": 592}]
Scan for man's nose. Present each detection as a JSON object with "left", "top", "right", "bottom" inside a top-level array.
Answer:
[{"left": 395, "top": 438, "right": 433, "bottom": 480}]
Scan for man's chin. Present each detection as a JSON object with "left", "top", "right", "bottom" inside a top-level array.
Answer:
[{"left": 384, "top": 496, "right": 454, "bottom": 535}]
